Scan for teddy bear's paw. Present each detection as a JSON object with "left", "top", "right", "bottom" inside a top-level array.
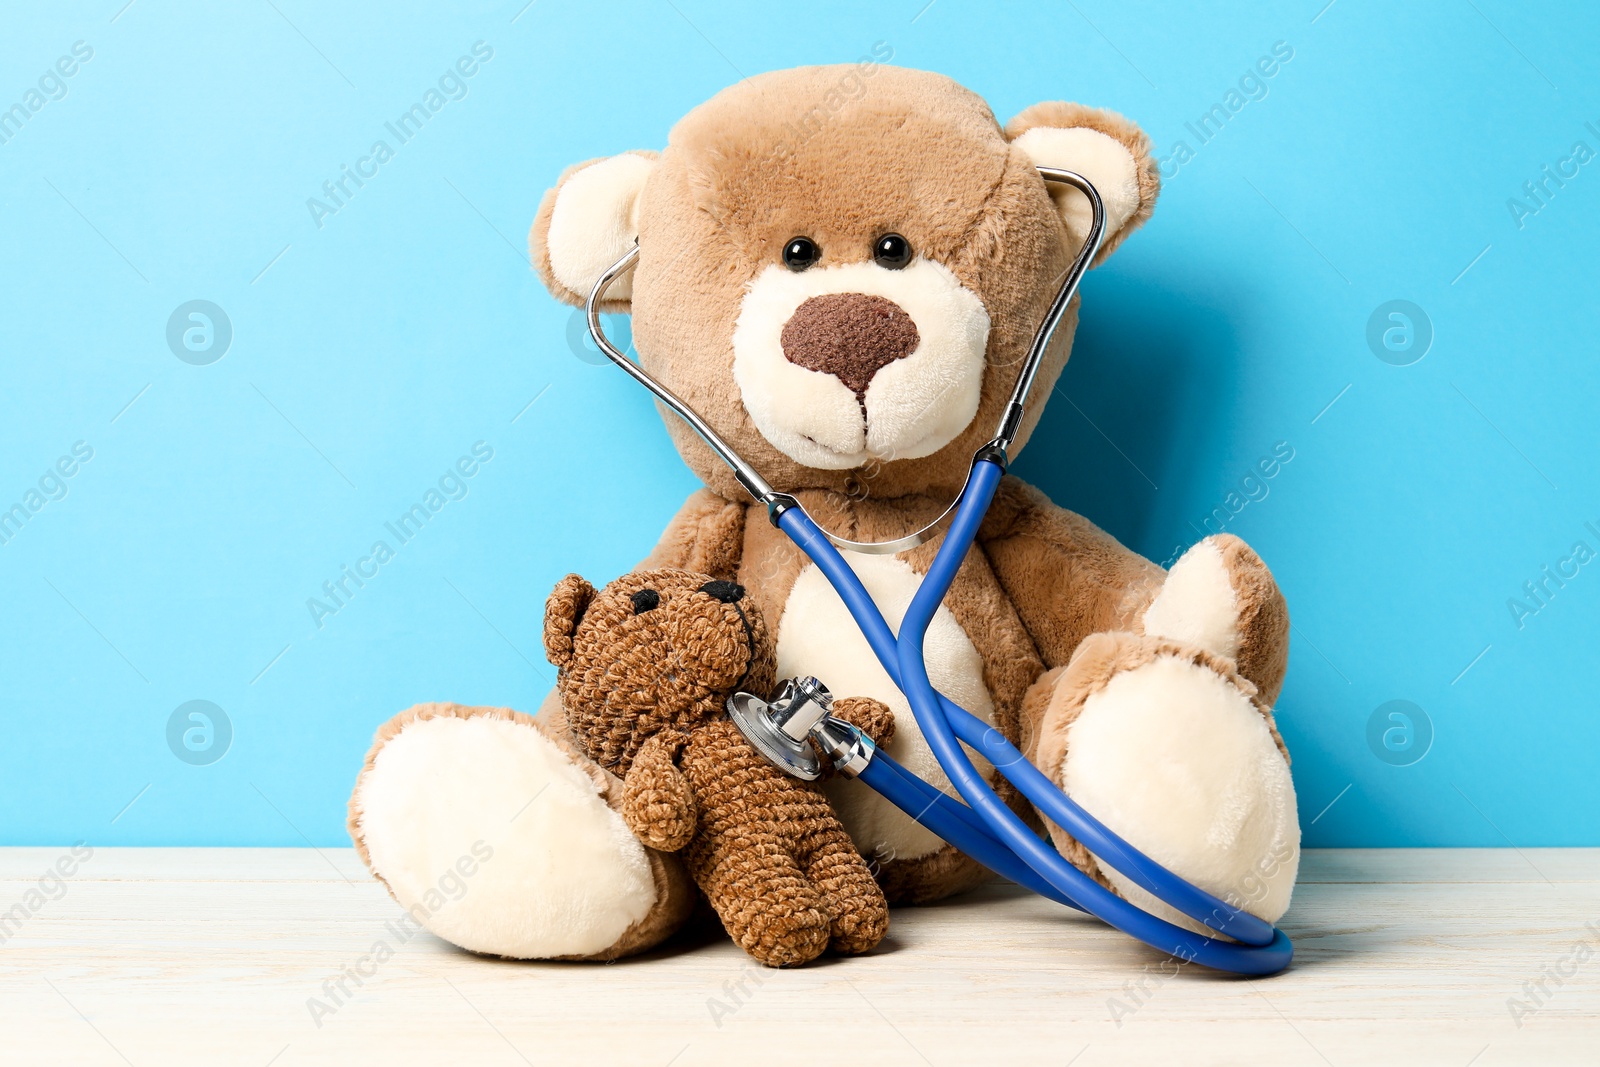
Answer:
[
  {"left": 738, "top": 904, "right": 833, "bottom": 969},
  {"left": 1029, "top": 634, "right": 1299, "bottom": 931},
  {"left": 1142, "top": 534, "right": 1291, "bottom": 704},
  {"left": 349, "top": 701, "right": 692, "bottom": 960}
]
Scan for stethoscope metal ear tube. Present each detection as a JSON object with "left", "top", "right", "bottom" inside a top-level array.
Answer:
[
  {"left": 586, "top": 242, "right": 782, "bottom": 510},
  {"left": 584, "top": 168, "right": 1293, "bottom": 975}
]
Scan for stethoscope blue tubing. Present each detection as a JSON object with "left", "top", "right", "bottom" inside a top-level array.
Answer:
[
  {"left": 776, "top": 456, "right": 1293, "bottom": 975},
  {"left": 860, "top": 752, "right": 1083, "bottom": 908}
]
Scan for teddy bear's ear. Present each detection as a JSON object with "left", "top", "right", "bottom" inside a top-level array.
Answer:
[
  {"left": 529, "top": 151, "right": 658, "bottom": 309},
  {"left": 542, "top": 573, "right": 597, "bottom": 670},
  {"left": 1004, "top": 103, "right": 1159, "bottom": 263}
]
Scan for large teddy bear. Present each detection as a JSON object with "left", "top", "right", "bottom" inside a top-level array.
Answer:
[{"left": 347, "top": 64, "right": 1299, "bottom": 960}]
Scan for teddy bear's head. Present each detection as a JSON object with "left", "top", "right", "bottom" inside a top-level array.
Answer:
[
  {"left": 532, "top": 64, "right": 1158, "bottom": 502},
  {"left": 543, "top": 568, "right": 777, "bottom": 773}
]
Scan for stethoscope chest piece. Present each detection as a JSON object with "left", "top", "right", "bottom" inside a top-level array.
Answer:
[
  {"left": 728, "top": 676, "right": 879, "bottom": 783},
  {"left": 726, "top": 686, "right": 824, "bottom": 782}
]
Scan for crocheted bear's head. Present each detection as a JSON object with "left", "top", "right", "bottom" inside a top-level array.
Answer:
[{"left": 543, "top": 568, "right": 776, "bottom": 774}]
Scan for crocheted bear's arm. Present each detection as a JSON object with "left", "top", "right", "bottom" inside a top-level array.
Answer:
[
  {"left": 620, "top": 732, "right": 697, "bottom": 852},
  {"left": 829, "top": 697, "right": 896, "bottom": 748}
]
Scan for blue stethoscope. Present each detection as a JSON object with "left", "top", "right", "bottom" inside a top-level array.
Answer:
[{"left": 584, "top": 168, "right": 1293, "bottom": 975}]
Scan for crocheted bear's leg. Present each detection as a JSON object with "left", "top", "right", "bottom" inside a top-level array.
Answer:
[
  {"left": 802, "top": 829, "right": 889, "bottom": 955},
  {"left": 697, "top": 844, "right": 832, "bottom": 967}
]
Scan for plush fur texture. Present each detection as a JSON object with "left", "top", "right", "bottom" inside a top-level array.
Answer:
[
  {"left": 351, "top": 64, "right": 1301, "bottom": 962},
  {"left": 1142, "top": 537, "right": 1241, "bottom": 659},
  {"left": 537, "top": 65, "right": 1084, "bottom": 502},
  {"left": 545, "top": 568, "right": 893, "bottom": 967},
  {"left": 1004, "top": 100, "right": 1160, "bottom": 265},
  {"left": 531, "top": 149, "right": 657, "bottom": 310}
]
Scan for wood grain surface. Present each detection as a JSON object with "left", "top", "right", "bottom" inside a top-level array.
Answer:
[{"left": 0, "top": 848, "right": 1595, "bottom": 1065}]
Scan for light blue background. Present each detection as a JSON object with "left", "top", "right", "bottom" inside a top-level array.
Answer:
[{"left": 2, "top": 0, "right": 1595, "bottom": 848}]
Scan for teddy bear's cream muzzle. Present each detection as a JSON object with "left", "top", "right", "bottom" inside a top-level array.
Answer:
[{"left": 731, "top": 258, "right": 991, "bottom": 470}]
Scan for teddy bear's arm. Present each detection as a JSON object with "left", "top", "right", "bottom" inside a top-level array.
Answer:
[
  {"left": 621, "top": 733, "right": 697, "bottom": 853},
  {"left": 981, "top": 476, "right": 1292, "bottom": 704},
  {"left": 637, "top": 488, "right": 747, "bottom": 579},
  {"left": 979, "top": 477, "right": 1166, "bottom": 670},
  {"left": 829, "top": 696, "right": 895, "bottom": 748}
]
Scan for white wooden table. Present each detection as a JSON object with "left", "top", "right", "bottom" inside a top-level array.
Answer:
[{"left": 1, "top": 848, "right": 1595, "bottom": 1065}]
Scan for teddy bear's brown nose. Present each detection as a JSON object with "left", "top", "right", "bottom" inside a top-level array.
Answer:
[{"left": 781, "top": 293, "right": 920, "bottom": 396}]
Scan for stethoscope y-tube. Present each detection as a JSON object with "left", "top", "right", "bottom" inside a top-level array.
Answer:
[{"left": 585, "top": 168, "right": 1293, "bottom": 975}]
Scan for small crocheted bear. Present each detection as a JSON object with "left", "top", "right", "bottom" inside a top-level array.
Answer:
[{"left": 543, "top": 567, "right": 894, "bottom": 967}]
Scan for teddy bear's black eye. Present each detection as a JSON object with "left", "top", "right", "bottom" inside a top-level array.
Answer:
[
  {"left": 782, "top": 236, "right": 820, "bottom": 272},
  {"left": 873, "top": 233, "right": 912, "bottom": 269},
  {"left": 630, "top": 589, "right": 660, "bottom": 614}
]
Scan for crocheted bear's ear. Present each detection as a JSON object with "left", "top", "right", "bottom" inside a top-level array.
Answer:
[{"left": 543, "top": 573, "right": 596, "bottom": 670}]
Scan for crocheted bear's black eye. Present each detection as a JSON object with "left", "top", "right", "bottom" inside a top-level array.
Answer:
[
  {"left": 630, "top": 589, "right": 660, "bottom": 614},
  {"left": 783, "top": 236, "right": 820, "bottom": 271},
  {"left": 698, "top": 580, "right": 745, "bottom": 604}
]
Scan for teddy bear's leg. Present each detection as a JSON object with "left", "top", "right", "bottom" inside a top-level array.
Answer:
[
  {"left": 696, "top": 844, "right": 832, "bottom": 967},
  {"left": 1021, "top": 537, "right": 1300, "bottom": 930},
  {"left": 801, "top": 830, "right": 890, "bottom": 955},
  {"left": 348, "top": 694, "right": 696, "bottom": 960}
]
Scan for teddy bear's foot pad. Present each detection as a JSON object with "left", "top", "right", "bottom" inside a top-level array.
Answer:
[
  {"left": 350, "top": 703, "right": 666, "bottom": 959},
  {"left": 1032, "top": 635, "right": 1300, "bottom": 932}
]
